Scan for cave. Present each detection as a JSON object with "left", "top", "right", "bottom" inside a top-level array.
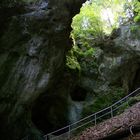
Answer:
[
  {"left": 31, "top": 93, "right": 69, "bottom": 135},
  {"left": 70, "top": 86, "right": 87, "bottom": 101}
]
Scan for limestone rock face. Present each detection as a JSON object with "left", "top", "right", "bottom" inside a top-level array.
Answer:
[
  {"left": 0, "top": 0, "right": 86, "bottom": 139},
  {"left": 80, "top": 24, "right": 140, "bottom": 96},
  {"left": 98, "top": 24, "right": 140, "bottom": 92},
  {"left": 74, "top": 24, "right": 140, "bottom": 118}
]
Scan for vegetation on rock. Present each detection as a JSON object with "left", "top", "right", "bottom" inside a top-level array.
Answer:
[
  {"left": 133, "top": 0, "right": 140, "bottom": 22},
  {"left": 82, "top": 87, "right": 125, "bottom": 116},
  {"left": 66, "top": 0, "right": 140, "bottom": 71},
  {"left": 66, "top": 0, "right": 140, "bottom": 122},
  {"left": 0, "top": 0, "right": 140, "bottom": 139}
]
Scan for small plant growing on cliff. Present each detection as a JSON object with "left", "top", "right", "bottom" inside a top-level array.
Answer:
[
  {"left": 134, "top": 0, "right": 140, "bottom": 22},
  {"left": 82, "top": 87, "right": 125, "bottom": 116},
  {"left": 66, "top": 46, "right": 81, "bottom": 71}
]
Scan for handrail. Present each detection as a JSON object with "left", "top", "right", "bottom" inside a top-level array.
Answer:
[
  {"left": 44, "top": 87, "right": 140, "bottom": 140},
  {"left": 22, "top": 88, "right": 140, "bottom": 140}
]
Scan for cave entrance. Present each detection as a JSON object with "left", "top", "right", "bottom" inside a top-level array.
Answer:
[
  {"left": 131, "top": 67, "right": 140, "bottom": 92},
  {"left": 31, "top": 94, "right": 69, "bottom": 134},
  {"left": 70, "top": 86, "right": 87, "bottom": 101}
]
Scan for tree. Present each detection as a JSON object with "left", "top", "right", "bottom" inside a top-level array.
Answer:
[{"left": 66, "top": 0, "right": 140, "bottom": 71}]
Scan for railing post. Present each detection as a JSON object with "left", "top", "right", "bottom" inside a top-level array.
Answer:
[
  {"left": 46, "top": 135, "right": 48, "bottom": 140},
  {"left": 44, "top": 134, "right": 47, "bottom": 140},
  {"left": 95, "top": 114, "right": 96, "bottom": 125},
  {"left": 111, "top": 106, "right": 113, "bottom": 118},
  {"left": 68, "top": 125, "right": 71, "bottom": 139},
  {"left": 43, "top": 87, "right": 140, "bottom": 139}
]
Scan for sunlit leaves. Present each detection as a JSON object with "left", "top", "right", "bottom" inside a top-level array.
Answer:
[
  {"left": 68, "top": 0, "right": 140, "bottom": 70},
  {"left": 72, "top": 0, "right": 140, "bottom": 39},
  {"left": 72, "top": 1, "right": 103, "bottom": 41},
  {"left": 134, "top": 0, "right": 140, "bottom": 22}
]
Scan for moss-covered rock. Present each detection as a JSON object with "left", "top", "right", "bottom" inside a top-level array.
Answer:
[{"left": 67, "top": 23, "right": 140, "bottom": 121}]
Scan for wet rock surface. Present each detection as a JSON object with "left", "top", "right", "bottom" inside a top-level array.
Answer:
[
  {"left": 0, "top": 0, "right": 86, "bottom": 139},
  {"left": 79, "top": 24, "right": 140, "bottom": 95},
  {"left": 1, "top": 0, "right": 140, "bottom": 139}
]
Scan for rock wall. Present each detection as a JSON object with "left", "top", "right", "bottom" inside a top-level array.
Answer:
[
  {"left": 0, "top": 0, "right": 86, "bottom": 139},
  {"left": 75, "top": 23, "right": 140, "bottom": 95},
  {"left": 69, "top": 23, "right": 140, "bottom": 117}
]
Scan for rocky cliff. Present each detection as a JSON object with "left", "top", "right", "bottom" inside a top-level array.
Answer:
[
  {"left": 73, "top": 23, "right": 140, "bottom": 116},
  {"left": 1, "top": 0, "right": 140, "bottom": 140},
  {"left": 79, "top": 23, "right": 140, "bottom": 95},
  {"left": 0, "top": 0, "right": 86, "bottom": 139}
]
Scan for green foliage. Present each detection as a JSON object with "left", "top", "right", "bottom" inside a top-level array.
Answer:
[
  {"left": 66, "top": 47, "right": 81, "bottom": 71},
  {"left": 129, "top": 25, "right": 140, "bottom": 39},
  {"left": 130, "top": 25, "right": 138, "bottom": 32},
  {"left": 83, "top": 89, "right": 140, "bottom": 117},
  {"left": 82, "top": 87, "right": 125, "bottom": 116},
  {"left": 71, "top": 1, "right": 104, "bottom": 42},
  {"left": 117, "top": 95, "right": 140, "bottom": 114},
  {"left": 134, "top": 1, "right": 140, "bottom": 22},
  {"left": 69, "top": 0, "right": 140, "bottom": 73},
  {"left": 72, "top": 0, "right": 140, "bottom": 38},
  {"left": 66, "top": 37, "right": 96, "bottom": 71},
  {"left": 74, "top": 43, "right": 94, "bottom": 58},
  {"left": 69, "top": 45, "right": 98, "bottom": 76},
  {"left": 67, "top": 0, "right": 140, "bottom": 80}
]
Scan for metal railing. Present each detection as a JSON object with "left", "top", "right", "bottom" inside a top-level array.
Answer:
[{"left": 44, "top": 87, "right": 140, "bottom": 140}]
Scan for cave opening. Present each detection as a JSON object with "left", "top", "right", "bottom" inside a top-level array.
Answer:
[
  {"left": 31, "top": 93, "right": 69, "bottom": 135},
  {"left": 70, "top": 86, "right": 87, "bottom": 101}
]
